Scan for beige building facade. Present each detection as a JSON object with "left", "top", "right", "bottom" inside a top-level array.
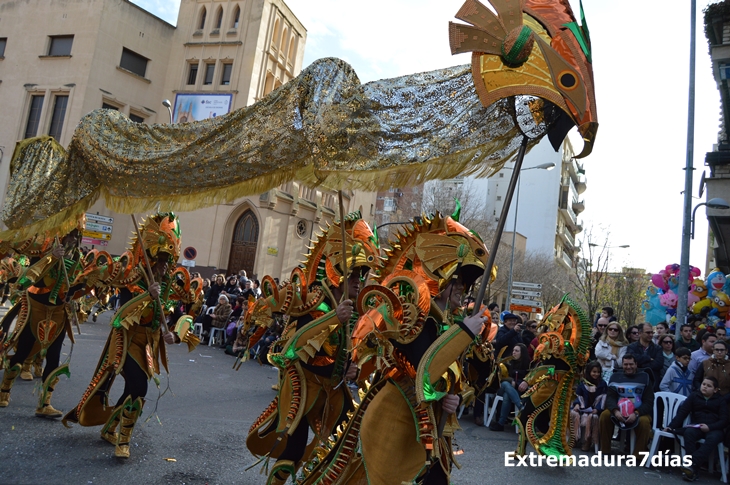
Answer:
[{"left": 0, "top": 0, "right": 377, "bottom": 280}]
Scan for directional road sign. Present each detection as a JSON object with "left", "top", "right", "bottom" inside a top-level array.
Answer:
[
  {"left": 86, "top": 222, "right": 113, "bottom": 234},
  {"left": 83, "top": 230, "right": 111, "bottom": 240},
  {"left": 86, "top": 213, "right": 114, "bottom": 224},
  {"left": 513, "top": 281, "right": 542, "bottom": 289},
  {"left": 510, "top": 304, "right": 543, "bottom": 313},
  {"left": 510, "top": 297, "right": 543, "bottom": 308},
  {"left": 81, "top": 237, "right": 108, "bottom": 247},
  {"left": 512, "top": 289, "right": 542, "bottom": 298}
]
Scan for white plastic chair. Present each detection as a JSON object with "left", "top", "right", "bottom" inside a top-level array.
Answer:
[
  {"left": 645, "top": 391, "right": 688, "bottom": 467},
  {"left": 209, "top": 327, "right": 226, "bottom": 346},
  {"left": 457, "top": 393, "right": 494, "bottom": 425},
  {"left": 193, "top": 322, "right": 203, "bottom": 337},
  {"left": 677, "top": 414, "right": 728, "bottom": 483},
  {"left": 485, "top": 394, "right": 519, "bottom": 433}
]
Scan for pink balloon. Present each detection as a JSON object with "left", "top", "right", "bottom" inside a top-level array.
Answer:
[{"left": 652, "top": 273, "right": 668, "bottom": 291}]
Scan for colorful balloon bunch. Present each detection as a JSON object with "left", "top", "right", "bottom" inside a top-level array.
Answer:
[{"left": 642, "top": 264, "right": 704, "bottom": 325}]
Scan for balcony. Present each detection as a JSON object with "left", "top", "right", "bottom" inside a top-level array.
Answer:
[
  {"left": 562, "top": 250, "right": 573, "bottom": 268},
  {"left": 572, "top": 199, "right": 585, "bottom": 214},
  {"left": 563, "top": 226, "right": 575, "bottom": 247},
  {"left": 575, "top": 174, "right": 587, "bottom": 194}
]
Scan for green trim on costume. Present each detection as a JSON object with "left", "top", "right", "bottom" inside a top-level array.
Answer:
[{"left": 38, "top": 363, "right": 70, "bottom": 404}]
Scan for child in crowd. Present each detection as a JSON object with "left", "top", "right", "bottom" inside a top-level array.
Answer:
[
  {"left": 571, "top": 361, "right": 607, "bottom": 451},
  {"left": 659, "top": 347, "right": 693, "bottom": 396}
]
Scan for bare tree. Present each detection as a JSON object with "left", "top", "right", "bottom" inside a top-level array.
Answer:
[
  {"left": 514, "top": 251, "right": 574, "bottom": 311},
  {"left": 602, "top": 267, "right": 649, "bottom": 325},
  {"left": 572, "top": 226, "right": 613, "bottom": 320},
  {"left": 421, "top": 178, "right": 490, "bottom": 237}
]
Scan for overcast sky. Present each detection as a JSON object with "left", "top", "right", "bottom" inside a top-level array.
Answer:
[{"left": 134, "top": 0, "right": 722, "bottom": 276}]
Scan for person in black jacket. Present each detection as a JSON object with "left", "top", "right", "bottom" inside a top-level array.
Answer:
[
  {"left": 489, "top": 343, "right": 530, "bottom": 431},
  {"left": 627, "top": 323, "right": 663, "bottom": 389},
  {"left": 492, "top": 312, "right": 523, "bottom": 358},
  {"left": 664, "top": 376, "right": 728, "bottom": 482}
]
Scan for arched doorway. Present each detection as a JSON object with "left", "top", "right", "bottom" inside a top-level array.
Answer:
[{"left": 227, "top": 210, "right": 259, "bottom": 276}]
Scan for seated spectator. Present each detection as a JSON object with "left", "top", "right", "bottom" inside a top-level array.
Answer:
[
  {"left": 205, "top": 275, "right": 226, "bottom": 307},
  {"left": 238, "top": 269, "right": 249, "bottom": 288},
  {"left": 599, "top": 354, "right": 654, "bottom": 457},
  {"left": 595, "top": 322, "right": 628, "bottom": 383},
  {"left": 626, "top": 325, "right": 641, "bottom": 344},
  {"left": 571, "top": 361, "right": 607, "bottom": 451},
  {"left": 522, "top": 320, "right": 538, "bottom": 359},
  {"left": 675, "top": 323, "right": 700, "bottom": 352},
  {"left": 689, "top": 332, "right": 717, "bottom": 378},
  {"left": 591, "top": 317, "right": 610, "bottom": 361},
  {"left": 692, "top": 339, "right": 730, "bottom": 398},
  {"left": 627, "top": 323, "right": 663, "bottom": 388},
  {"left": 664, "top": 376, "right": 728, "bottom": 482},
  {"left": 652, "top": 322, "right": 669, "bottom": 345},
  {"left": 492, "top": 312, "right": 523, "bottom": 357},
  {"left": 224, "top": 275, "right": 242, "bottom": 296},
  {"left": 252, "top": 279, "right": 262, "bottom": 299},
  {"left": 660, "top": 347, "right": 693, "bottom": 396},
  {"left": 489, "top": 343, "right": 530, "bottom": 431},
  {"left": 240, "top": 280, "right": 256, "bottom": 301},
  {"left": 658, "top": 334, "right": 675, "bottom": 382},
  {"left": 201, "top": 295, "right": 232, "bottom": 344},
  {"left": 230, "top": 296, "right": 247, "bottom": 321}
]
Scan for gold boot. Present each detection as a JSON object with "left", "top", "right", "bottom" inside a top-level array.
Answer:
[
  {"left": 0, "top": 363, "right": 21, "bottom": 407},
  {"left": 32, "top": 355, "right": 43, "bottom": 378},
  {"left": 115, "top": 396, "right": 144, "bottom": 459},
  {"left": 100, "top": 404, "right": 123, "bottom": 446},
  {"left": 267, "top": 460, "right": 295, "bottom": 485},
  {"left": 35, "top": 376, "right": 63, "bottom": 418},
  {"left": 20, "top": 359, "right": 33, "bottom": 381}
]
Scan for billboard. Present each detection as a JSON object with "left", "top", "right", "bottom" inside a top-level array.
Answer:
[{"left": 172, "top": 93, "right": 233, "bottom": 123}]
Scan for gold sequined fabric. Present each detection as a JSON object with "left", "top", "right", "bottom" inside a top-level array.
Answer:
[{"left": 2, "top": 58, "right": 550, "bottom": 241}]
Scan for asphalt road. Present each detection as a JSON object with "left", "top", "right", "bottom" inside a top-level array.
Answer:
[{"left": 0, "top": 309, "right": 713, "bottom": 484}]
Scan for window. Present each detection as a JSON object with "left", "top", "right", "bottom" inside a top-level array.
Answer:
[
  {"left": 198, "top": 7, "right": 207, "bottom": 30},
  {"left": 120, "top": 48, "right": 148, "bottom": 78},
  {"left": 204, "top": 63, "right": 215, "bottom": 85},
  {"left": 232, "top": 6, "right": 240, "bottom": 28},
  {"left": 499, "top": 172, "right": 504, "bottom": 178},
  {"left": 187, "top": 62, "right": 198, "bottom": 85},
  {"left": 102, "top": 103, "right": 119, "bottom": 110},
  {"left": 48, "top": 95, "right": 68, "bottom": 140},
  {"left": 48, "top": 35, "right": 73, "bottom": 56},
  {"left": 215, "top": 7, "right": 223, "bottom": 29},
  {"left": 24, "top": 95, "right": 44, "bottom": 139},
  {"left": 220, "top": 63, "right": 232, "bottom": 85},
  {"left": 383, "top": 198, "right": 395, "bottom": 212},
  {"left": 0, "top": 38, "right": 6, "bottom": 57},
  {"left": 129, "top": 113, "right": 144, "bottom": 123},
  {"left": 496, "top": 195, "right": 502, "bottom": 201}
]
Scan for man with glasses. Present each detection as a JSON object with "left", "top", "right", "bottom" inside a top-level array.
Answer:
[
  {"left": 627, "top": 323, "right": 663, "bottom": 390},
  {"left": 692, "top": 340, "right": 730, "bottom": 399},
  {"left": 676, "top": 324, "right": 700, "bottom": 352}
]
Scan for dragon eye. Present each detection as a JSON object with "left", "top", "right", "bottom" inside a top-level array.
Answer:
[{"left": 558, "top": 71, "right": 577, "bottom": 90}]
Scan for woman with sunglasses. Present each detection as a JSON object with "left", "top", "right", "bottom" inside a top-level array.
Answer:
[
  {"left": 625, "top": 325, "right": 641, "bottom": 344},
  {"left": 658, "top": 335, "right": 675, "bottom": 382},
  {"left": 595, "top": 322, "right": 628, "bottom": 383}
]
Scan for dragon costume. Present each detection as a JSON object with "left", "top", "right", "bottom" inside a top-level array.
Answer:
[
  {"left": 514, "top": 294, "right": 592, "bottom": 457},
  {"left": 298, "top": 211, "right": 492, "bottom": 485},
  {"left": 246, "top": 212, "right": 381, "bottom": 485},
  {"left": 0, "top": 219, "right": 97, "bottom": 418},
  {"left": 61, "top": 212, "right": 203, "bottom": 459}
]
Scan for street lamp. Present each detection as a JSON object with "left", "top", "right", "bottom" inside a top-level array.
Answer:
[
  {"left": 588, "top": 243, "right": 630, "bottom": 249},
  {"left": 162, "top": 99, "right": 173, "bottom": 123},
  {"left": 505, "top": 161, "right": 556, "bottom": 312},
  {"left": 690, "top": 198, "right": 730, "bottom": 239}
]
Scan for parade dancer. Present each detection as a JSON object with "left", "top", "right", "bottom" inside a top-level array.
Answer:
[
  {"left": 246, "top": 212, "right": 381, "bottom": 485},
  {"left": 62, "top": 213, "right": 202, "bottom": 459},
  {"left": 299, "top": 212, "right": 489, "bottom": 485},
  {"left": 0, "top": 223, "right": 91, "bottom": 417}
]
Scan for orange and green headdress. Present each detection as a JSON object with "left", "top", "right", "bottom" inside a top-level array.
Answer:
[
  {"left": 302, "top": 210, "right": 382, "bottom": 288},
  {"left": 384, "top": 210, "right": 494, "bottom": 296},
  {"left": 130, "top": 212, "right": 181, "bottom": 268}
]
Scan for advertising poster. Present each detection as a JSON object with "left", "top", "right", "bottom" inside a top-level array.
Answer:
[{"left": 172, "top": 93, "right": 233, "bottom": 123}]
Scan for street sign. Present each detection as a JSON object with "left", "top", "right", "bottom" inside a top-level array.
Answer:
[
  {"left": 510, "top": 304, "right": 543, "bottom": 313},
  {"left": 181, "top": 259, "right": 196, "bottom": 267},
  {"left": 83, "top": 230, "right": 111, "bottom": 240},
  {"left": 510, "top": 297, "right": 543, "bottom": 308},
  {"left": 183, "top": 247, "right": 197, "bottom": 260},
  {"left": 512, "top": 289, "right": 542, "bottom": 298},
  {"left": 86, "top": 213, "right": 114, "bottom": 224},
  {"left": 86, "top": 222, "right": 113, "bottom": 234},
  {"left": 81, "top": 237, "right": 108, "bottom": 247},
  {"left": 513, "top": 282, "right": 542, "bottom": 289}
]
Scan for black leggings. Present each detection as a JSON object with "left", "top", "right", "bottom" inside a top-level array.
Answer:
[
  {"left": 9, "top": 322, "right": 64, "bottom": 382},
  {"left": 95, "top": 353, "right": 149, "bottom": 408}
]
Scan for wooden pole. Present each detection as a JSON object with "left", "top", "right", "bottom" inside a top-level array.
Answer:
[
  {"left": 130, "top": 214, "right": 170, "bottom": 335},
  {"left": 337, "top": 190, "right": 349, "bottom": 302},
  {"left": 55, "top": 236, "right": 82, "bottom": 335}
]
